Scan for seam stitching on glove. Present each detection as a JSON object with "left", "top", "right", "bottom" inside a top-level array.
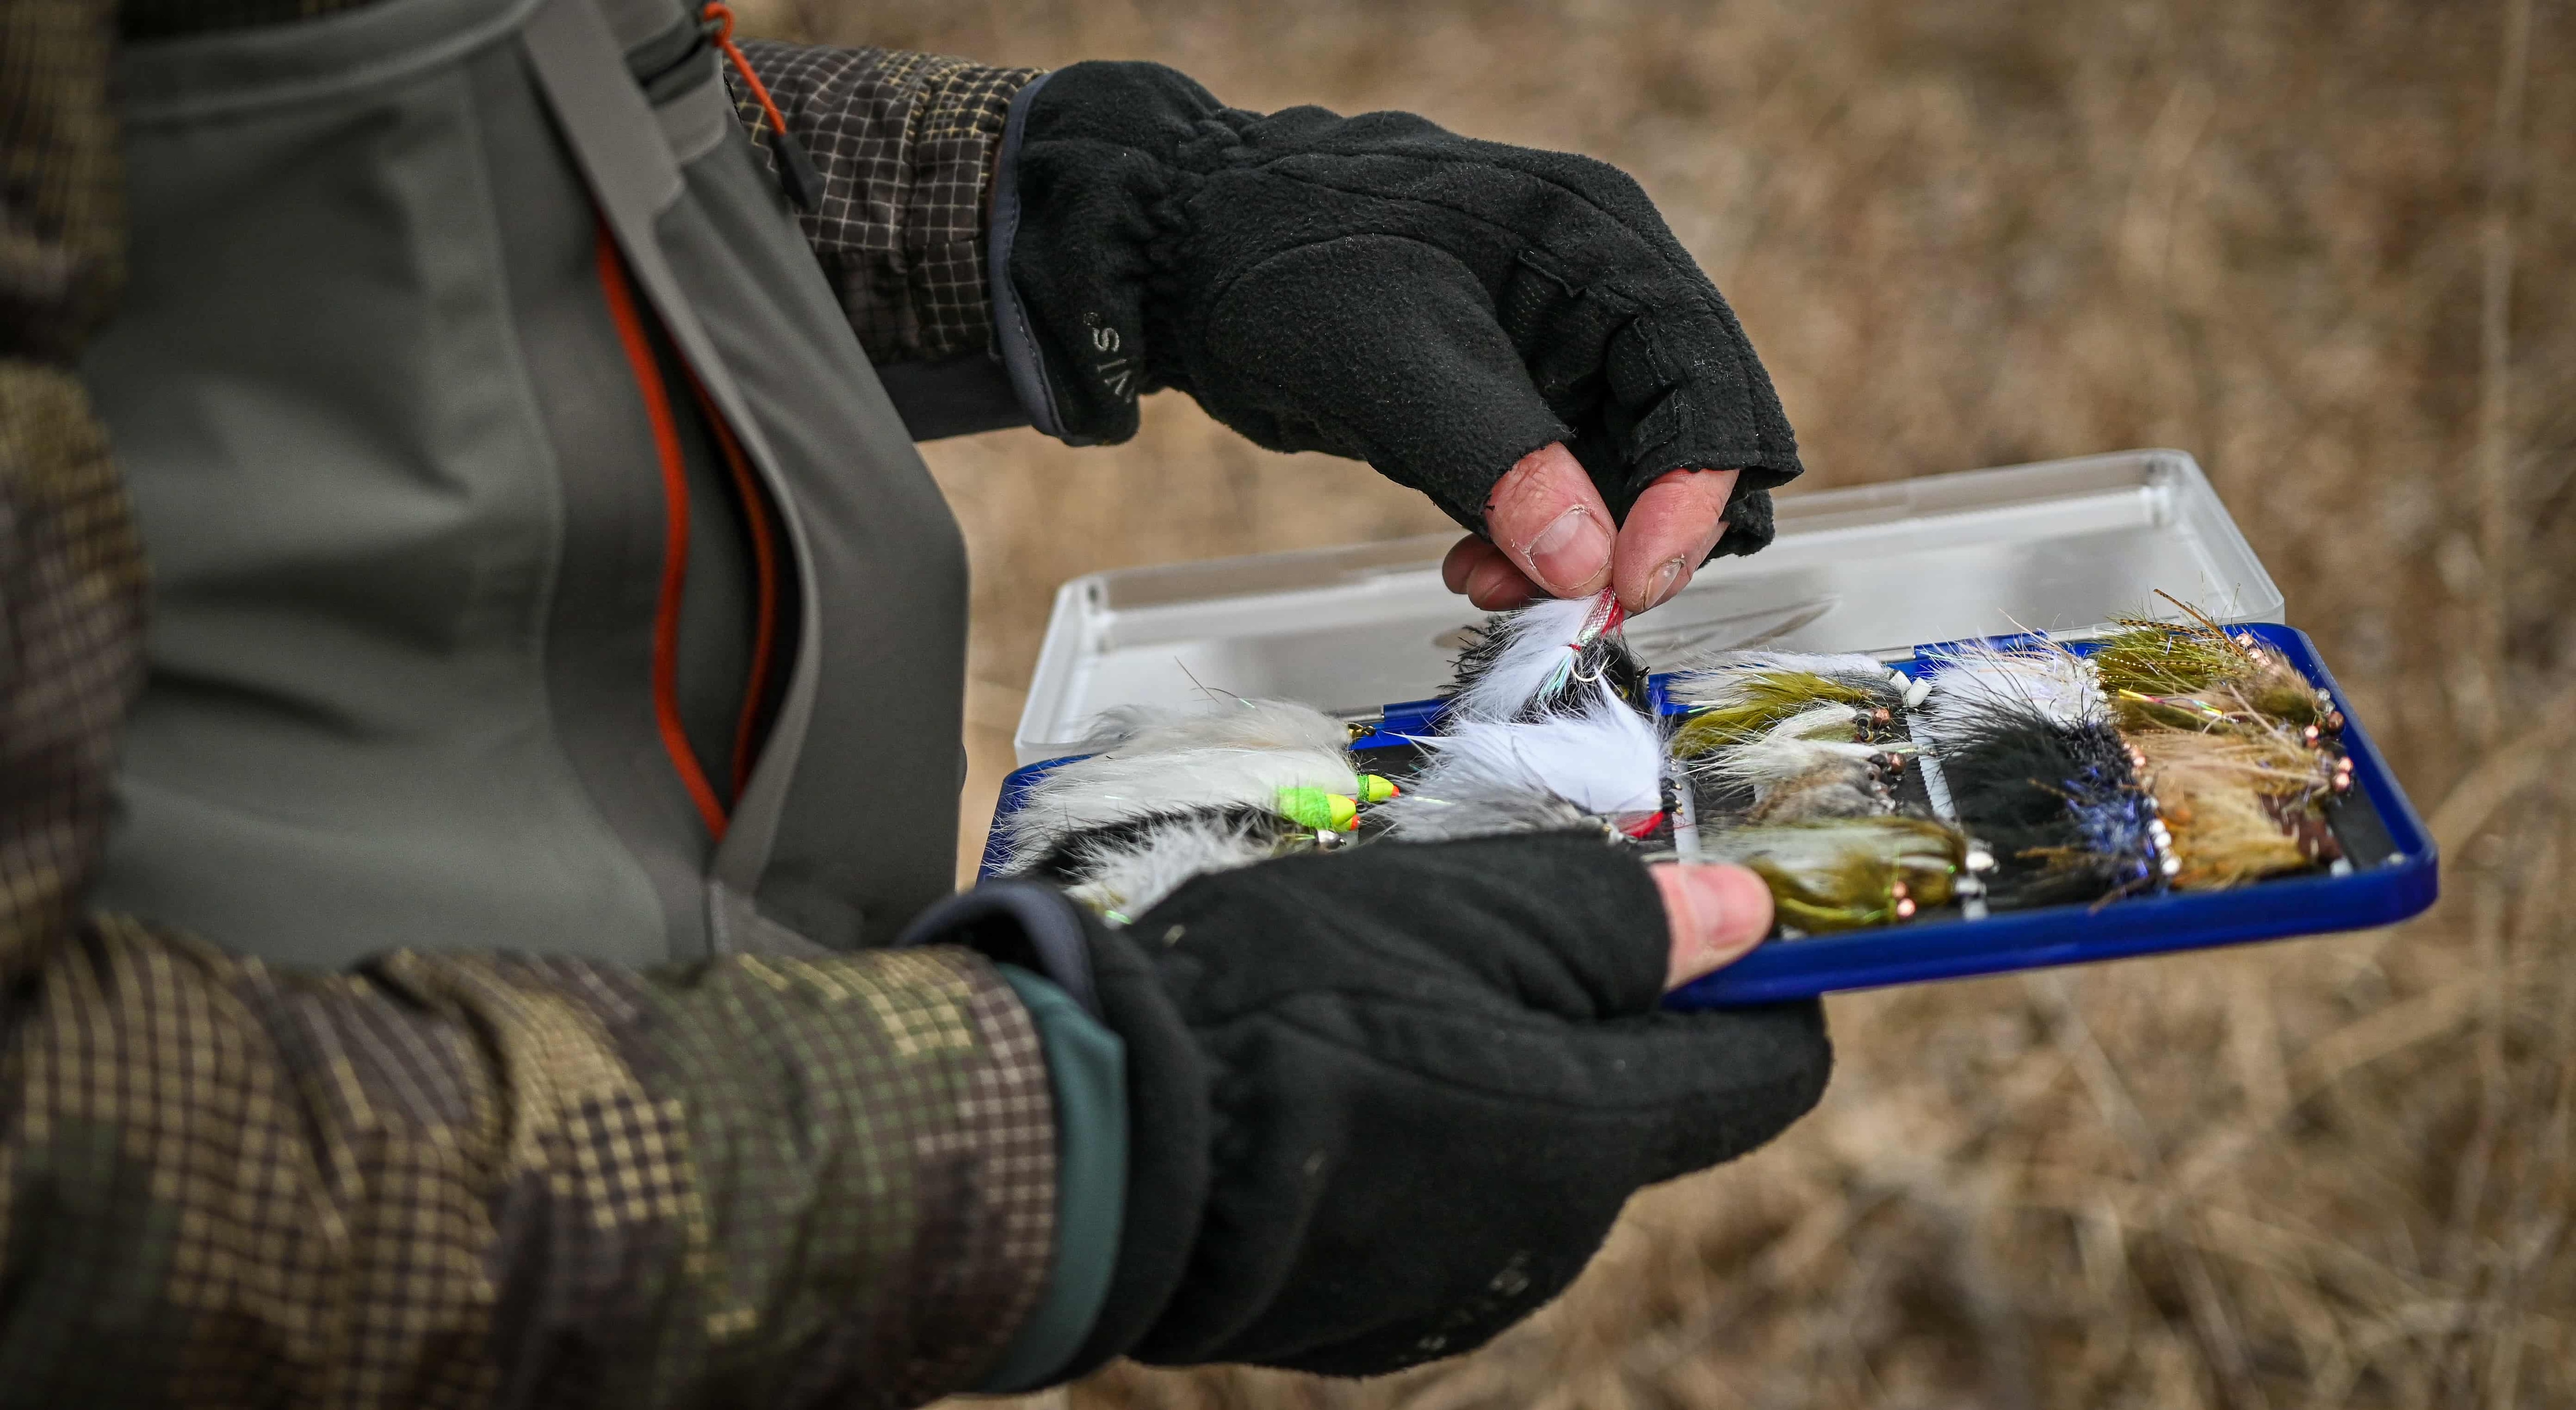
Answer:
[{"left": 1201, "top": 156, "right": 1736, "bottom": 319}]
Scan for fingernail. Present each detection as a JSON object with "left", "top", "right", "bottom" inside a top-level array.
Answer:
[
  {"left": 1519, "top": 505, "right": 1611, "bottom": 595},
  {"left": 1643, "top": 556, "right": 1689, "bottom": 611}
]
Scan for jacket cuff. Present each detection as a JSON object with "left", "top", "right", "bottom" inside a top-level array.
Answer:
[
  {"left": 977, "top": 966, "right": 1129, "bottom": 1392},
  {"left": 987, "top": 69, "right": 1076, "bottom": 441},
  {"left": 1053, "top": 920, "right": 1213, "bottom": 1379},
  {"left": 896, "top": 878, "right": 1101, "bottom": 1017},
  {"left": 898, "top": 885, "right": 1214, "bottom": 1380}
]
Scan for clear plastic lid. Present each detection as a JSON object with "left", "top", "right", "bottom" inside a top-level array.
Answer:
[{"left": 1013, "top": 448, "right": 2281, "bottom": 764}]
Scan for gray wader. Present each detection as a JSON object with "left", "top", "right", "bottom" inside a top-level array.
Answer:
[{"left": 83, "top": 0, "right": 971, "bottom": 965}]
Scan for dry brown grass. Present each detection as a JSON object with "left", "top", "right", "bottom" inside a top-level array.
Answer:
[{"left": 746, "top": 1, "right": 2576, "bottom": 1403}]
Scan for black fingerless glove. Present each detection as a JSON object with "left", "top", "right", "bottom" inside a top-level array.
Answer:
[
  {"left": 1010, "top": 834, "right": 1831, "bottom": 1378},
  {"left": 991, "top": 61, "right": 1802, "bottom": 556}
]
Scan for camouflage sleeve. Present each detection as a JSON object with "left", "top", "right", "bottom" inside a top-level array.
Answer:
[
  {"left": 1, "top": 0, "right": 142, "bottom": 962},
  {"left": 5, "top": 924, "right": 1058, "bottom": 1405},
  {"left": 0, "top": 6, "right": 1061, "bottom": 1403},
  {"left": 724, "top": 42, "right": 1040, "bottom": 366}
]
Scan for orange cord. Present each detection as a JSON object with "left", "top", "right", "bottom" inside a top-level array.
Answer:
[
  {"left": 701, "top": 4, "right": 792, "bottom": 142},
  {"left": 594, "top": 223, "right": 730, "bottom": 840}
]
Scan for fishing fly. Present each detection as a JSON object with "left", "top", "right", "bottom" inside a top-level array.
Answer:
[{"left": 993, "top": 591, "right": 2357, "bottom": 939}]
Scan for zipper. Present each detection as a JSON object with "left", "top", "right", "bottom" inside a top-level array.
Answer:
[{"left": 688, "top": 379, "right": 784, "bottom": 799}]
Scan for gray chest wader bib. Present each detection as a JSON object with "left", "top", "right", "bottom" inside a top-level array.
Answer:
[{"left": 83, "top": 0, "right": 970, "bottom": 965}]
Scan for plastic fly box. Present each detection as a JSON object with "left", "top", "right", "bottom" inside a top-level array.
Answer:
[{"left": 986, "top": 449, "right": 2437, "bottom": 1006}]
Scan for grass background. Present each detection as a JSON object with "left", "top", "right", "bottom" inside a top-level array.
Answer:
[{"left": 747, "top": 2, "right": 2576, "bottom": 1404}]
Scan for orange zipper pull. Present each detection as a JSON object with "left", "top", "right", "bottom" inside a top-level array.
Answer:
[{"left": 701, "top": 2, "right": 822, "bottom": 211}]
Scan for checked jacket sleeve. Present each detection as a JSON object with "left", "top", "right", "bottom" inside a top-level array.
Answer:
[{"left": 725, "top": 40, "right": 1042, "bottom": 367}]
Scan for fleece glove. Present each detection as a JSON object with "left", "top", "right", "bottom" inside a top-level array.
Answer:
[
  {"left": 1001, "top": 833, "right": 1831, "bottom": 1378},
  {"left": 992, "top": 61, "right": 1803, "bottom": 555}
]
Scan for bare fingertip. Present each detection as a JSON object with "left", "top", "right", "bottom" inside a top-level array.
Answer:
[
  {"left": 1701, "top": 865, "right": 1776, "bottom": 951},
  {"left": 1440, "top": 535, "right": 1488, "bottom": 593},
  {"left": 1657, "top": 863, "right": 1776, "bottom": 988}
]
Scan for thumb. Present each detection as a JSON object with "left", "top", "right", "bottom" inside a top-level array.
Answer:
[
  {"left": 1484, "top": 443, "right": 1617, "bottom": 599},
  {"left": 1651, "top": 863, "right": 1775, "bottom": 988}
]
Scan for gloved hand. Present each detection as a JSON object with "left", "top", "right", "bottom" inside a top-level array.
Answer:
[
  {"left": 955, "top": 834, "right": 1830, "bottom": 1378},
  {"left": 991, "top": 62, "right": 1804, "bottom": 614}
]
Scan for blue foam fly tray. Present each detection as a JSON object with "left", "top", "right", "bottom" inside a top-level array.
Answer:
[{"left": 980, "top": 622, "right": 2438, "bottom": 1006}]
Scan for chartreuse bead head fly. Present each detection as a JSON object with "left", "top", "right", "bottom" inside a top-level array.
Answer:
[
  {"left": 1275, "top": 786, "right": 1359, "bottom": 832},
  {"left": 1355, "top": 775, "right": 1400, "bottom": 804},
  {"left": 2091, "top": 622, "right": 2246, "bottom": 696},
  {"left": 2095, "top": 596, "right": 2338, "bottom": 732}
]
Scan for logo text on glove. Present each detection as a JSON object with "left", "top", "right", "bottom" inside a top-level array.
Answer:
[{"left": 1084, "top": 313, "right": 1137, "bottom": 402}]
